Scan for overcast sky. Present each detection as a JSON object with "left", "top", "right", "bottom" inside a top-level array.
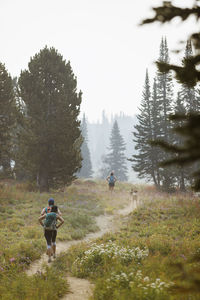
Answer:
[{"left": 0, "top": 0, "right": 197, "bottom": 122}]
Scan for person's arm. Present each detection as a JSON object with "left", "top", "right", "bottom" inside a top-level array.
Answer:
[
  {"left": 58, "top": 208, "right": 62, "bottom": 216},
  {"left": 56, "top": 215, "right": 64, "bottom": 229},
  {"left": 41, "top": 208, "right": 45, "bottom": 216},
  {"left": 38, "top": 215, "right": 45, "bottom": 227},
  {"left": 106, "top": 176, "right": 109, "bottom": 182}
]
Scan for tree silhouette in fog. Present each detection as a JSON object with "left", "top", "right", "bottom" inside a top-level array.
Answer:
[
  {"left": 78, "top": 114, "right": 93, "bottom": 178},
  {"left": 102, "top": 120, "right": 128, "bottom": 181}
]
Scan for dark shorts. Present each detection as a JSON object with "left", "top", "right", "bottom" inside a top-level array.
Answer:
[
  {"left": 44, "top": 229, "right": 57, "bottom": 246},
  {"left": 109, "top": 182, "right": 115, "bottom": 187}
]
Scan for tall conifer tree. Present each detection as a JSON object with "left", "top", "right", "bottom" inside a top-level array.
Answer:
[
  {"left": 156, "top": 37, "right": 175, "bottom": 190},
  {"left": 17, "top": 47, "right": 82, "bottom": 192},
  {"left": 180, "top": 41, "right": 198, "bottom": 113},
  {"left": 130, "top": 70, "right": 158, "bottom": 184},
  {"left": 78, "top": 114, "right": 93, "bottom": 178},
  {"left": 104, "top": 120, "right": 128, "bottom": 181},
  {"left": 172, "top": 41, "right": 199, "bottom": 189},
  {"left": 150, "top": 78, "right": 162, "bottom": 187},
  {"left": 0, "top": 63, "right": 16, "bottom": 177},
  {"left": 173, "top": 92, "right": 190, "bottom": 191}
]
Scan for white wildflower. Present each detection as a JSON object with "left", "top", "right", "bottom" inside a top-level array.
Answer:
[{"left": 143, "top": 276, "right": 149, "bottom": 282}]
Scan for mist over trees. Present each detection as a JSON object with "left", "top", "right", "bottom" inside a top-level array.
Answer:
[
  {"left": 2, "top": 34, "right": 199, "bottom": 193},
  {"left": 78, "top": 114, "right": 93, "bottom": 178},
  {"left": 131, "top": 38, "right": 200, "bottom": 191},
  {"left": 14, "top": 47, "right": 82, "bottom": 192},
  {"left": 86, "top": 111, "right": 137, "bottom": 181}
]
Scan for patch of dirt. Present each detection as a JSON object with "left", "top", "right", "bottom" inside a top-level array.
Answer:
[
  {"left": 27, "top": 200, "right": 138, "bottom": 299},
  {"left": 62, "top": 276, "right": 94, "bottom": 300}
]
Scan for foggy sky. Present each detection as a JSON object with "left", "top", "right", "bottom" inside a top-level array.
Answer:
[{"left": 0, "top": 0, "right": 196, "bottom": 121}]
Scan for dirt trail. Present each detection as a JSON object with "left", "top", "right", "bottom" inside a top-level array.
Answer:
[{"left": 27, "top": 199, "right": 138, "bottom": 299}]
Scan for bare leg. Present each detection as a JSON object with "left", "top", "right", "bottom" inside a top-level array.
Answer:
[
  {"left": 52, "top": 244, "right": 56, "bottom": 258},
  {"left": 47, "top": 247, "right": 52, "bottom": 263},
  {"left": 52, "top": 231, "right": 57, "bottom": 258},
  {"left": 44, "top": 230, "right": 52, "bottom": 262},
  {"left": 109, "top": 185, "right": 114, "bottom": 192}
]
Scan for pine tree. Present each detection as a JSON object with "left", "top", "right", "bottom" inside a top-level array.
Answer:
[
  {"left": 151, "top": 78, "right": 162, "bottom": 187},
  {"left": 180, "top": 41, "right": 198, "bottom": 113},
  {"left": 104, "top": 120, "right": 128, "bottom": 181},
  {"left": 16, "top": 47, "right": 82, "bottom": 192},
  {"left": 173, "top": 92, "right": 189, "bottom": 191},
  {"left": 78, "top": 114, "right": 93, "bottom": 178},
  {"left": 156, "top": 37, "right": 175, "bottom": 190},
  {"left": 130, "top": 70, "right": 159, "bottom": 185},
  {"left": 157, "top": 38, "right": 174, "bottom": 140},
  {"left": 0, "top": 63, "right": 16, "bottom": 177}
]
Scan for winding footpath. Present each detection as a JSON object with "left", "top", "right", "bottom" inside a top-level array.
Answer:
[{"left": 27, "top": 200, "right": 138, "bottom": 299}]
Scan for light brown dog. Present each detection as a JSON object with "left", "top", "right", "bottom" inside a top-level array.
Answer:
[
  {"left": 130, "top": 188, "right": 138, "bottom": 210},
  {"left": 130, "top": 188, "right": 138, "bottom": 201}
]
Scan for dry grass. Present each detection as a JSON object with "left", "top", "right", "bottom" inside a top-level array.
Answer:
[
  {"left": 0, "top": 178, "right": 134, "bottom": 299},
  {"left": 60, "top": 187, "right": 200, "bottom": 300}
]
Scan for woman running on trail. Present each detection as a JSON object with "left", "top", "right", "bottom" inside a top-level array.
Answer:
[
  {"left": 39, "top": 205, "right": 64, "bottom": 263},
  {"left": 106, "top": 171, "right": 117, "bottom": 192}
]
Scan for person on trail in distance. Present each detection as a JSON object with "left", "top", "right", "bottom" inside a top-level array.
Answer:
[
  {"left": 39, "top": 205, "right": 64, "bottom": 263},
  {"left": 41, "top": 198, "right": 62, "bottom": 216},
  {"left": 106, "top": 171, "right": 117, "bottom": 191}
]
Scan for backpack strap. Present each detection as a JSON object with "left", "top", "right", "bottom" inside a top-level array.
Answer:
[{"left": 45, "top": 207, "right": 51, "bottom": 214}]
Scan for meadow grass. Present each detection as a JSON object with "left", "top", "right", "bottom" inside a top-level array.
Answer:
[
  {"left": 0, "top": 178, "right": 132, "bottom": 299},
  {"left": 55, "top": 186, "right": 200, "bottom": 300}
]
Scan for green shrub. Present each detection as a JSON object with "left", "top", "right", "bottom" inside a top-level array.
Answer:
[
  {"left": 16, "top": 181, "right": 38, "bottom": 192},
  {"left": 68, "top": 212, "right": 93, "bottom": 229},
  {"left": 72, "top": 241, "right": 149, "bottom": 278},
  {"left": 71, "top": 229, "right": 86, "bottom": 240},
  {"left": 0, "top": 267, "right": 69, "bottom": 299},
  {"left": 93, "top": 269, "right": 172, "bottom": 300},
  {"left": 24, "top": 227, "right": 41, "bottom": 239},
  {"left": 148, "top": 235, "right": 173, "bottom": 255}
]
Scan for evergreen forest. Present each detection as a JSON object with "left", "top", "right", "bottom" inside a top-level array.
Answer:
[
  {"left": 130, "top": 38, "right": 200, "bottom": 192},
  {"left": 1, "top": 39, "right": 200, "bottom": 193}
]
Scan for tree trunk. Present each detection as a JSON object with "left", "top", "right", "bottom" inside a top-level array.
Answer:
[
  {"left": 157, "top": 170, "right": 161, "bottom": 188},
  {"left": 179, "top": 169, "right": 186, "bottom": 192},
  {"left": 38, "top": 168, "right": 49, "bottom": 192},
  {"left": 2, "top": 158, "right": 12, "bottom": 178},
  {"left": 152, "top": 170, "right": 158, "bottom": 187}
]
